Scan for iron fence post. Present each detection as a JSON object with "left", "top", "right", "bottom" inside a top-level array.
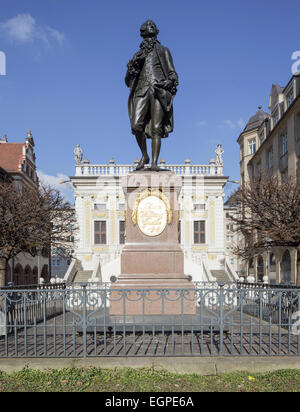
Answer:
[
  {"left": 219, "top": 283, "right": 224, "bottom": 355},
  {"left": 81, "top": 283, "right": 87, "bottom": 358}
]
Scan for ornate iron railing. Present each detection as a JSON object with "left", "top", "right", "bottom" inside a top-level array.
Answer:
[{"left": 0, "top": 283, "right": 299, "bottom": 358}]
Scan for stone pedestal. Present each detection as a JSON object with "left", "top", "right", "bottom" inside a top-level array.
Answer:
[{"left": 110, "top": 171, "right": 196, "bottom": 316}]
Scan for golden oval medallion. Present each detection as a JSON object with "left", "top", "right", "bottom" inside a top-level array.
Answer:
[{"left": 137, "top": 195, "right": 167, "bottom": 237}]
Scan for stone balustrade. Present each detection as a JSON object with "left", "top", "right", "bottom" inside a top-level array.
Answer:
[{"left": 75, "top": 163, "right": 223, "bottom": 177}]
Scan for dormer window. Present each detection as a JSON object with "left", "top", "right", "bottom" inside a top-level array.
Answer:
[
  {"left": 287, "top": 88, "right": 294, "bottom": 108},
  {"left": 259, "top": 131, "right": 264, "bottom": 145},
  {"left": 248, "top": 139, "right": 256, "bottom": 155},
  {"left": 272, "top": 110, "right": 279, "bottom": 127}
]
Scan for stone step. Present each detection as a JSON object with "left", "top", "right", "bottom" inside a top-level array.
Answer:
[{"left": 211, "top": 270, "right": 231, "bottom": 283}]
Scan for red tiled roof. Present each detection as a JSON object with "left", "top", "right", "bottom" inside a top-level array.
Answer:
[{"left": 0, "top": 143, "right": 24, "bottom": 172}]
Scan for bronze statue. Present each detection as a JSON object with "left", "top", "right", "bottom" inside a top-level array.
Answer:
[{"left": 125, "top": 20, "right": 179, "bottom": 171}]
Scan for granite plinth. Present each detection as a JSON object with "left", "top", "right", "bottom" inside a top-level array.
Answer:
[{"left": 110, "top": 171, "right": 196, "bottom": 316}]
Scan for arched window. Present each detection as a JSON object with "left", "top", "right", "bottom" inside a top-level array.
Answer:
[
  {"left": 41, "top": 265, "right": 49, "bottom": 283},
  {"left": 32, "top": 266, "right": 38, "bottom": 285},
  {"left": 24, "top": 265, "right": 32, "bottom": 285},
  {"left": 248, "top": 258, "right": 254, "bottom": 275},
  {"left": 14, "top": 264, "right": 23, "bottom": 286},
  {"left": 270, "top": 253, "right": 276, "bottom": 266}
]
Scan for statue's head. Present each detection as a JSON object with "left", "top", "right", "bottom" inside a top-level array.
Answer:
[{"left": 140, "top": 20, "right": 159, "bottom": 39}]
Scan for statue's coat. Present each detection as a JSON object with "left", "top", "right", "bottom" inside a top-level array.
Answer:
[{"left": 125, "top": 43, "right": 178, "bottom": 138}]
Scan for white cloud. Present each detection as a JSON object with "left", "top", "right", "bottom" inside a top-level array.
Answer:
[
  {"left": 237, "top": 117, "right": 246, "bottom": 129},
  {"left": 45, "top": 26, "right": 65, "bottom": 45},
  {"left": 224, "top": 120, "right": 236, "bottom": 130},
  {"left": 37, "top": 170, "right": 74, "bottom": 202},
  {"left": 0, "top": 13, "right": 65, "bottom": 46},
  {"left": 218, "top": 118, "right": 246, "bottom": 130},
  {"left": 196, "top": 120, "right": 206, "bottom": 127}
]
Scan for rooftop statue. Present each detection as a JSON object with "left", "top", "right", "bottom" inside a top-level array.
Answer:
[
  {"left": 125, "top": 20, "right": 179, "bottom": 171},
  {"left": 74, "top": 144, "right": 83, "bottom": 165},
  {"left": 215, "top": 144, "right": 224, "bottom": 166}
]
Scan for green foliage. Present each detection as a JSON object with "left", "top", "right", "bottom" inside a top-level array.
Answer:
[{"left": 0, "top": 367, "right": 299, "bottom": 392}]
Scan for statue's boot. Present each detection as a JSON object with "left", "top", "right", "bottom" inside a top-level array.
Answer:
[
  {"left": 135, "top": 155, "right": 150, "bottom": 170},
  {"left": 151, "top": 162, "right": 160, "bottom": 172}
]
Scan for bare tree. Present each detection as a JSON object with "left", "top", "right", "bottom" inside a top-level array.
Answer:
[
  {"left": 0, "top": 181, "right": 76, "bottom": 287},
  {"left": 230, "top": 174, "right": 300, "bottom": 259}
]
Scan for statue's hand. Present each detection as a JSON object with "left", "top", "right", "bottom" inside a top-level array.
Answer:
[{"left": 155, "top": 80, "right": 174, "bottom": 92}]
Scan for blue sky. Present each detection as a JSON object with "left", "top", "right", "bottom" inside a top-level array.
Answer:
[{"left": 0, "top": 0, "right": 299, "bottom": 199}]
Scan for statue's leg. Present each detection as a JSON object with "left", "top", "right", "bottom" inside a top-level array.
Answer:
[
  {"left": 151, "top": 137, "right": 161, "bottom": 171},
  {"left": 150, "top": 94, "right": 164, "bottom": 171},
  {"left": 132, "top": 94, "right": 150, "bottom": 170}
]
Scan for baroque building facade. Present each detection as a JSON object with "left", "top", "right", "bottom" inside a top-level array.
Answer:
[
  {"left": 237, "top": 71, "right": 300, "bottom": 284},
  {"left": 0, "top": 130, "right": 50, "bottom": 285},
  {"left": 67, "top": 148, "right": 238, "bottom": 284}
]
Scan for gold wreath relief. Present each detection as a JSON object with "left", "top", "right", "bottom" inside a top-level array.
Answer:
[{"left": 131, "top": 189, "right": 172, "bottom": 236}]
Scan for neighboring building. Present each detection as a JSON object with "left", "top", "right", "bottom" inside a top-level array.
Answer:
[
  {"left": 0, "top": 130, "right": 50, "bottom": 285},
  {"left": 51, "top": 210, "right": 75, "bottom": 280},
  {"left": 51, "top": 255, "right": 72, "bottom": 279},
  {"left": 67, "top": 147, "right": 239, "bottom": 284},
  {"left": 237, "top": 72, "right": 300, "bottom": 284},
  {"left": 0, "top": 131, "right": 39, "bottom": 189}
]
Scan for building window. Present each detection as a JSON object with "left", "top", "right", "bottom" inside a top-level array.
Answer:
[
  {"left": 273, "top": 110, "right": 279, "bottom": 127},
  {"left": 226, "top": 223, "right": 234, "bottom": 231},
  {"left": 240, "top": 144, "right": 244, "bottom": 160},
  {"left": 52, "top": 258, "right": 61, "bottom": 267},
  {"left": 119, "top": 220, "right": 125, "bottom": 244},
  {"left": 248, "top": 139, "right": 256, "bottom": 155},
  {"left": 193, "top": 204, "right": 206, "bottom": 211},
  {"left": 259, "top": 131, "right": 264, "bottom": 145},
  {"left": 287, "top": 89, "right": 294, "bottom": 108},
  {"left": 268, "top": 148, "right": 273, "bottom": 169},
  {"left": 119, "top": 203, "right": 125, "bottom": 210},
  {"left": 94, "top": 204, "right": 106, "bottom": 211},
  {"left": 194, "top": 221, "right": 205, "bottom": 244},
  {"left": 94, "top": 221, "right": 106, "bottom": 244},
  {"left": 281, "top": 132, "right": 288, "bottom": 156}
]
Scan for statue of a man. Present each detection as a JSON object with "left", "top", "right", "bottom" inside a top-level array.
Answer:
[
  {"left": 74, "top": 144, "right": 83, "bottom": 165},
  {"left": 125, "top": 20, "right": 179, "bottom": 171}
]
